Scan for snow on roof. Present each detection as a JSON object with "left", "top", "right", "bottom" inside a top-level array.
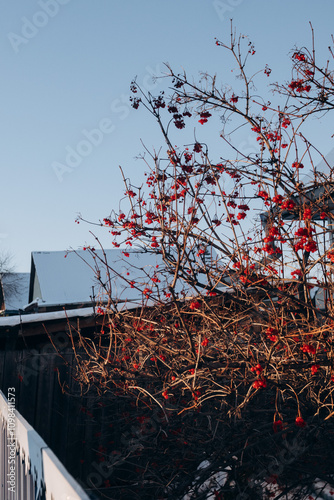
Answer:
[
  {"left": 30, "top": 249, "right": 171, "bottom": 308},
  {"left": 0, "top": 307, "right": 95, "bottom": 328},
  {"left": 29, "top": 248, "right": 219, "bottom": 310},
  {"left": 1, "top": 272, "right": 30, "bottom": 312}
]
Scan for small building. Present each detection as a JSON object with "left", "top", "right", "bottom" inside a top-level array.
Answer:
[
  {"left": 260, "top": 180, "right": 334, "bottom": 309},
  {"left": 0, "top": 272, "right": 30, "bottom": 316},
  {"left": 26, "top": 248, "right": 218, "bottom": 313},
  {"left": 0, "top": 247, "right": 220, "bottom": 498},
  {"left": 27, "top": 249, "right": 167, "bottom": 312}
]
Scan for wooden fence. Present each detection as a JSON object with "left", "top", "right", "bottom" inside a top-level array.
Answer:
[
  {"left": 0, "top": 316, "right": 108, "bottom": 499},
  {"left": 0, "top": 389, "right": 91, "bottom": 500}
]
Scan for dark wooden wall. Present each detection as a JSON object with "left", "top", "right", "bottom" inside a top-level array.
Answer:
[{"left": 0, "top": 325, "right": 109, "bottom": 499}]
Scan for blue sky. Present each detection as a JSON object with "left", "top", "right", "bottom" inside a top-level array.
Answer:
[{"left": 1, "top": 0, "right": 334, "bottom": 271}]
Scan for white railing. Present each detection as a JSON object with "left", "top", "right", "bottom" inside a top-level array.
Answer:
[{"left": 0, "top": 390, "right": 90, "bottom": 500}]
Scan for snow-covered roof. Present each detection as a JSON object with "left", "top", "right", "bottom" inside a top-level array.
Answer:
[
  {"left": 0, "top": 306, "right": 95, "bottom": 328},
  {"left": 29, "top": 249, "right": 174, "bottom": 309},
  {"left": 28, "top": 248, "right": 219, "bottom": 310},
  {"left": 0, "top": 272, "right": 30, "bottom": 312}
]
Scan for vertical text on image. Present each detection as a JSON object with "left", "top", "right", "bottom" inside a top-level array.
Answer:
[{"left": 7, "top": 388, "right": 16, "bottom": 495}]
